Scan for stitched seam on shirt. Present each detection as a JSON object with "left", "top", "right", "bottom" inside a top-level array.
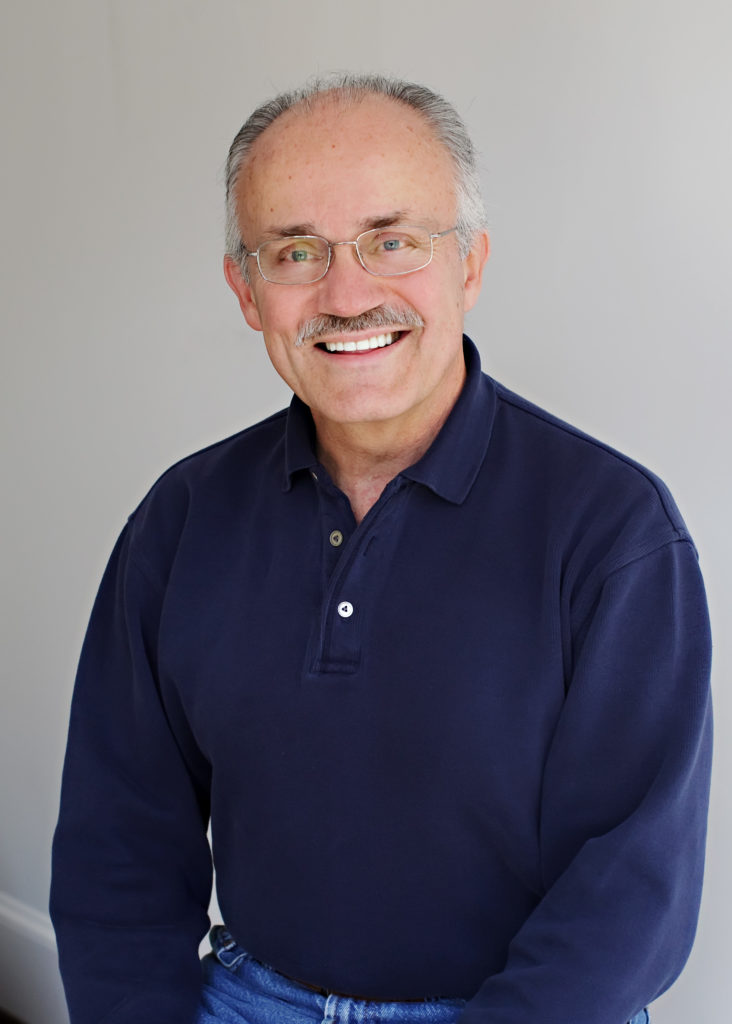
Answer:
[
  {"left": 126, "top": 542, "right": 167, "bottom": 594},
  {"left": 494, "top": 386, "right": 688, "bottom": 540},
  {"left": 572, "top": 535, "right": 697, "bottom": 644}
]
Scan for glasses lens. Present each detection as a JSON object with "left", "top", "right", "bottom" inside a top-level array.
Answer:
[
  {"left": 357, "top": 226, "right": 433, "bottom": 276},
  {"left": 258, "top": 236, "right": 330, "bottom": 283}
]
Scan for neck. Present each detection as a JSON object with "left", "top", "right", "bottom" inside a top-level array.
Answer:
[
  {"left": 315, "top": 427, "right": 426, "bottom": 524},
  {"left": 313, "top": 378, "right": 464, "bottom": 523}
]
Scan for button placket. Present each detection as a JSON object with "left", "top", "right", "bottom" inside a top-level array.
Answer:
[
  {"left": 308, "top": 475, "right": 408, "bottom": 675},
  {"left": 315, "top": 500, "right": 397, "bottom": 671},
  {"left": 313, "top": 468, "right": 353, "bottom": 585}
]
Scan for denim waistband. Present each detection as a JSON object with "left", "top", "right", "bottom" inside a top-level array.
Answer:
[
  {"left": 206, "top": 925, "right": 466, "bottom": 1024},
  {"left": 205, "top": 925, "right": 648, "bottom": 1024}
]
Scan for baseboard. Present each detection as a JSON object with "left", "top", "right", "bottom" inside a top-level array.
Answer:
[{"left": 0, "top": 892, "right": 69, "bottom": 1024}]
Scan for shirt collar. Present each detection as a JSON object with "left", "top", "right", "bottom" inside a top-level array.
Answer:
[
  {"left": 283, "top": 394, "right": 320, "bottom": 488},
  {"left": 284, "top": 336, "right": 496, "bottom": 504},
  {"left": 400, "top": 336, "right": 495, "bottom": 504}
]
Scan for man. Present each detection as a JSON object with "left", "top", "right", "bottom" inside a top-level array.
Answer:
[{"left": 51, "top": 75, "right": 712, "bottom": 1024}]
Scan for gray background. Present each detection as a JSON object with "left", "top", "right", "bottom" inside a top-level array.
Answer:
[{"left": 1, "top": 1, "right": 730, "bottom": 1021}]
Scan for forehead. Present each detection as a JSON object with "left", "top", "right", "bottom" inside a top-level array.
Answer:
[{"left": 236, "top": 94, "right": 457, "bottom": 238}]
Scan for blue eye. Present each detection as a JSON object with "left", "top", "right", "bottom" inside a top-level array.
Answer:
[
  {"left": 382, "top": 238, "right": 401, "bottom": 251},
  {"left": 289, "top": 249, "right": 310, "bottom": 262}
]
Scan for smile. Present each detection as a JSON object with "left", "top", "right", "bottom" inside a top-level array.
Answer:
[{"left": 323, "top": 332, "right": 399, "bottom": 353}]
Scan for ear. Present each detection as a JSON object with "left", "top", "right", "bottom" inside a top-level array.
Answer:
[
  {"left": 462, "top": 230, "right": 490, "bottom": 313},
  {"left": 223, "top": 255, "right": 263, "bottom": 332}
]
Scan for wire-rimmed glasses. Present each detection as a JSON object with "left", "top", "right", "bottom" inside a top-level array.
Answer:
[{"left": 241, "top": 225, "right": 457, "bottom": 285}]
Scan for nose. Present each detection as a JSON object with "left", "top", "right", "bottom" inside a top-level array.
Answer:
[{"left": 315, "top": 241, "right": 387, "bottom": 318}]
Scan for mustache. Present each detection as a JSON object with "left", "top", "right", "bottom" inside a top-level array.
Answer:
[{"left": 294, "top": 305, "right": 425, "bottom": 347}]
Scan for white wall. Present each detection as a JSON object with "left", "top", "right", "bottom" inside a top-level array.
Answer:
[{"left": 1, "top": 1, "right": 730, "bottom": 1021}]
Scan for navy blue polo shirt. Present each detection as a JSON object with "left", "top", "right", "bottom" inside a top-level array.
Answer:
[{"left": 51, "top": 338, "right": 712, "bottom": 1024}]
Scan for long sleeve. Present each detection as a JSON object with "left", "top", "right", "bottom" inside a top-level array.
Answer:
[
  {"left": 461, "top": 538, "right": 712, "bottom": 1024},
  {"left": 50, "top": 524, "right": 213, "bottom": 1024}
]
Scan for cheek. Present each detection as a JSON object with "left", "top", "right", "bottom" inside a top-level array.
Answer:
[
  {"left": 262, "top": 328, "right": 295, "bottom": 368},
  {"left": 260, "top": 333, "right": 304, "bottom": 393},
  {"left": 256, "top": 290, "right": 314, "bottom": 340},
  {"left": 418, "top": 264, "right": 467, "bottom": 318}
]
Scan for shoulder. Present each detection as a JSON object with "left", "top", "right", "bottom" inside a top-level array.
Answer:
[
  {"left": 493, "top": 378, "right": 687, "bottom": 529},
  {"left": 482, "top": 378, "right": 694, "bottom": 587},
  {"left": 124, "top": 407, "right": 290, "bottom": 573},
  {"left": 145, "top": 406, "right": 290, "bottom": 495}
]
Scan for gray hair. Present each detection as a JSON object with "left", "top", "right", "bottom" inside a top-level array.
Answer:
[{"left": 225, "top": 73, "right": 486, "bottom": 278}]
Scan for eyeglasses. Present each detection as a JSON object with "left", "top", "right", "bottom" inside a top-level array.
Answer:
[{"left": 241, "top": 225, "right": 457, "bottom": 285}]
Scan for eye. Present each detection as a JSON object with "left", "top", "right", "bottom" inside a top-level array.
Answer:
[
  {"left": 365, "top": 229, "right": 422, "bottom": 257},
  {"left": 279, "top": 243, "right": 318, "bottom": 263},
  {"left": 271, "top": 238, "right": 325, "bottom": 264}
]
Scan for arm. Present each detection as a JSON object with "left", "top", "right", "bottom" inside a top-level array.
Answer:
[
  {"left": 462, "top": 539, "right": 712, "bottom": 1024},
  {"left": 51, "top": 525, "right": 213, "bottom": 1024}
]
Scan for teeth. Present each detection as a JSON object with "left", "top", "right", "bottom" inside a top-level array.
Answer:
[{"left": 324, "top": 332, "right": 397, "bottom": 353}]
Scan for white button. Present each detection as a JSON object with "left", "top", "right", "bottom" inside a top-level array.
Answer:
[
  {"left": 329, "top": 530, "right": 343, "bottom": 547},
  {"left": 337, "top": 601, "right": 354, "bottom": 618}
]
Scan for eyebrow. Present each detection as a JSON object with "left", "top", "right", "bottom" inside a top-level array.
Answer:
[{"left": 262, "top": 211, "right": 413, "bottom": 240}]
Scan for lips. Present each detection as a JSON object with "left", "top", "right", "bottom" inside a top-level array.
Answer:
[{"left": 322, "top": 332, "right": 399, "bottom": 353}]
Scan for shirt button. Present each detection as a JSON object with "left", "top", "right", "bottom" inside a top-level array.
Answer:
[
  {"left": 329, "top": 530, "right": 343, "bottom": 547},
  {"left": 337, "top": 601, "right": 354, "bottom": 618}
]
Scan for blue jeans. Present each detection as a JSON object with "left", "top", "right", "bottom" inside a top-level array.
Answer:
[{"left": 195, "top": 925, "right": 649, "bottom": 1024}]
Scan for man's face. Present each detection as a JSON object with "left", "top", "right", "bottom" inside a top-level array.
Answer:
[{"left": 225, "top": 95, "right": 488, "bottom": 437}]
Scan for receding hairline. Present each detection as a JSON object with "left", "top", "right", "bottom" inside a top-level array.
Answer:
[{"left": 234, "top": 88, "right": 454, "bottom": 187}]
